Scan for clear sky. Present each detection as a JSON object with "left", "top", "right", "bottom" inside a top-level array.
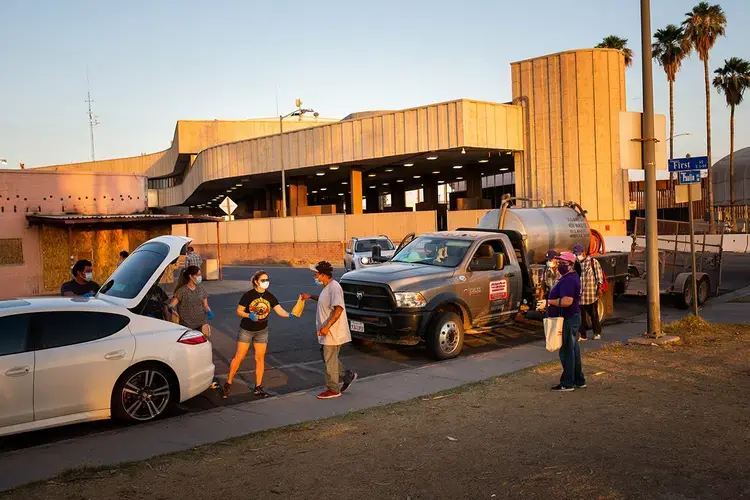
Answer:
[{"left": 1, "top": 0, "right": 748, "bottom": 169}]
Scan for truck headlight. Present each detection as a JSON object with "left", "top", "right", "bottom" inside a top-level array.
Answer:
[
  {"left": 360, "top": 257, "right": 371, "bottom": 265},
  {"left": 394, "top": 292, "right": 427, "bottom": 308}
]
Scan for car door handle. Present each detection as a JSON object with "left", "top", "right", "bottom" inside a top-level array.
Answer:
[
  {"left": 506, "top": 273, "right": 516, "bottom": 278},
  {"left": 5, "top": 366, "right": 30, "bottom": 377},
  {"left": 104, "top": 350, "right": 126, "bottom": 360}
]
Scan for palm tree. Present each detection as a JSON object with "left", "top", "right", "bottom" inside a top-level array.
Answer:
[
  {"left": 713, "top": 57, "right": 750, "bottom": 211},
  {"left": 683, "top": 2, "right": 727, "bottom": 230},
  {"left": 652, "top": 25, "right": 691, "bottom": 160},
  {"left": 596, "top": 35, "right": 634, "bottom": 67}
]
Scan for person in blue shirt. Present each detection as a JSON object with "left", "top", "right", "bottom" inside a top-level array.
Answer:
[{"left": 546, "top": 251, "right": 585, "bottom": 392}]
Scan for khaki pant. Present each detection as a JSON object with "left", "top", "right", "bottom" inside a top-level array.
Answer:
[{"left": 320, "top": 345, "right": 352, "bottom": 393}]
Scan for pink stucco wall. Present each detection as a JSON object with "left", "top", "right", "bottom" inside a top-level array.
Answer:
[{"left": 0, "top": 169, "right": 148, "bottom": 297}]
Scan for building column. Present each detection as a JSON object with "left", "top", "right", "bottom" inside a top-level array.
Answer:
[
  {"left": 466, "top": 169, "right": 483, "bottom": 200},
  {"left": 349, "top": 169, "right": 363, "bottom": 215},
  {"left": 288, "top": 178, "right": 309, "bottom": 216},
  {"left": 422, "top": 175, "right": 439, "bottom": 210},
  {"left": 390, "top": 183, "right": 406, "bottom": 212},
  {"left": 365, "top": 189, "right": 380, "bottom": 213}
]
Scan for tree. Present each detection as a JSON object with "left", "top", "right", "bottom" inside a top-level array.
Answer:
[
  {"left": 683, "top": 2, "right": 727, "bottom": 230},
  {"left": 652, "top": 25, "right": 691, "bottom": 160},
  {"left": 596, "top": 35, "right": 634, "bottom": 67},
  {"left": 713, "top": 57, "right": 750, "bottom": 211}
]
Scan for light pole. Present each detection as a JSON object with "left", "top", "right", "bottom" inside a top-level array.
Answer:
[
  {"left": 641, "top": 0, "right": 662, "bottom": 337},
  {"left": 279, "top": 99, "right": 318, "bottom": 217}
]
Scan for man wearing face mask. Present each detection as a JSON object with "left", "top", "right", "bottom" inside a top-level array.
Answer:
[
  {"left": 61, "top": 259, "right": 100, "bottom": 297},
  {"left": 301, "top": 261, "right": 357, "bottom": 399},
  {"left": 547, "top": 252, "right": 584, "bottom": 392},
  {"left": 573, "top": 244, "right": 604, "bottom": 341}
]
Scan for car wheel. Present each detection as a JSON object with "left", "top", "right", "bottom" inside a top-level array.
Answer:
[
  {"left": 427, "top": 312, "right": 464, "bottom": 360},
  {"left": 112, "top": 363, "right": 176, "bottom": 423},
  {"left": 697, "top": 277, "right": 710, "bottom": 306}
]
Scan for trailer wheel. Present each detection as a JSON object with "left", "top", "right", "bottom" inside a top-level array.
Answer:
[
  {"left": 677, "top": 282, "right": 693, "bottom": 309},
  {"left": 426, "top": 312, "right": 464, "bottom": 360},
  {"left": 697, "top": 277, "right": 710, "bottom": 306}
]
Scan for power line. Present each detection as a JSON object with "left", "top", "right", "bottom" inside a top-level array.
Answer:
[{"left": 85, "top": 69, "right": 99, "bottom": 161}]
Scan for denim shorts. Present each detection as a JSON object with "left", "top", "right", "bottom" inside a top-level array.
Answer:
[{"left": 238, "top": 327, "right": 268, "bottom": 344}]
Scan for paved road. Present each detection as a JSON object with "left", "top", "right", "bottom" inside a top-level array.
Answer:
[{"left": 3, "top": 255, "right": 749, "bottom": 452}]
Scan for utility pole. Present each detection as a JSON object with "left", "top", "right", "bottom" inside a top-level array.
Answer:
[
  {"left": 85, "top": 71, "right": 99, "bottom": 161},
  {"left": 641, "top": 0, "right": 662, "bottom": 336}
]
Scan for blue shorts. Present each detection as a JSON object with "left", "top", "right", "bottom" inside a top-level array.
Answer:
[{"left": 238, "top": 327, "right": 268, "bottom": 344}]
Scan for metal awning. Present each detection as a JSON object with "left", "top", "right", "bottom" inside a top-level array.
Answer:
[{"left": 26, "top": 214, "right": 222, "bottom": 226}]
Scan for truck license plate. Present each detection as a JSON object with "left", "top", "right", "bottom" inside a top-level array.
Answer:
[{"left": 350, "top": 320, "right": 365, "bottom": 333}]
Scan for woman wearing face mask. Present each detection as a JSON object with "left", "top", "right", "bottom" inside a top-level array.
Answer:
[
  {"left": 169, "top": 265, "right": 214, "bottom": 335},
  {"left": 546, "top": 252, "right": 585, "bottom": 392},
  {"left": 223, "top": 271, "right": 295, "bottom": 398}
]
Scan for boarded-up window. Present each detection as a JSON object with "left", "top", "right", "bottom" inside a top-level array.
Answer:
[{"left": 0, "top": 239, "right": 24, "bottom": 265}]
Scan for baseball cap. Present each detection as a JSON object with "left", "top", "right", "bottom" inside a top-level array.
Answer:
[
  {"left": 308, "top": 261, "right": 334, "bottom": 276},
  {"left": 545, "top": 249, "right": 558, "bottom": 260},
  {"left": 573, "top": 244, "right": 585, "bottom": 255},
  {"left": 557, "top": 251, "right": 577, "bottom": 263}
]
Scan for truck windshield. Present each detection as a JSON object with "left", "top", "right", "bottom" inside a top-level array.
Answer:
[
  {"left": 356, "top": 238, "right": 394, "bottom": 253},
  {"left": 391, "top": 237, "right": 472, "bottom": 267}
]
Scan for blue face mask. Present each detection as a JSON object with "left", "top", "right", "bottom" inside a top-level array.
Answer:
[{"left": 314, "top": 278, "right": 323, "bottom": 286}]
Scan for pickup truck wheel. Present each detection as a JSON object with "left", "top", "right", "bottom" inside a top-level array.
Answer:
[{"left": 427, "top": 312, "right": 464, "bottom": 360}]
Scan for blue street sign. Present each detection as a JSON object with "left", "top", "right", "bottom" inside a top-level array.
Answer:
[
  {"left": 668, "top": 156, "right": 709, "bottom": 172},
  {"left": 678, "top": 170, "right": 702, "bottom": 184}
]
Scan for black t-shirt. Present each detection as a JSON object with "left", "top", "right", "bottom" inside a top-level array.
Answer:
[
  {"left": 238, "top": 289, "right": 279, "bottom": 331},
  {"left": 61, "top": 280, "right": 100, "bottom": 296}
]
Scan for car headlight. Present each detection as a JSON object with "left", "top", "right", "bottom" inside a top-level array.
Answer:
[
  {"left": 394, "top": 292, "right": 427, "bottom": 308},
  {"left": 360, "top": 256, "right": 371, "bottom": 265}
]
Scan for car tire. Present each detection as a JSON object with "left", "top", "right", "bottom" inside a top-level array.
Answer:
[
  {"left": 426, "top": 312, "right": 464, "bottom": 361},
  {"left": 111, "top": 363, "right": 177, "bottom": 423}
]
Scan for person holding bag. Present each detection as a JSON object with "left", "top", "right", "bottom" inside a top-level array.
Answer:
[{"left": 546, "top": 251, "right": 585, "bottom": 392}]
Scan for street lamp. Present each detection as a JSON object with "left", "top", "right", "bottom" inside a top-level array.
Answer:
[{"left": 279, "top": 99, "right": 318, "bottom": 217}]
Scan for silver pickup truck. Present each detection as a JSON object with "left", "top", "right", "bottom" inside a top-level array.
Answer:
[{"left": 340, "top": 201, "right": 629, "bottom": 360}]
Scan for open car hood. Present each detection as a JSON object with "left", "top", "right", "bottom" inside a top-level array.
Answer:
[{"left": 97, "top": 235, "right": 192, "bottom": 310}]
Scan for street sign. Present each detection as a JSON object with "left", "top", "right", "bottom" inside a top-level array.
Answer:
[
  {"left": 675, "top": 183, "right": 701, "bottom": 203},
  {"left": 220, "top": 197, "right": 237, "bottom": 215},
  {"left": 668, "top": 156, "right": 709, "bottom": 172},
  {"left": 678, "top": 170, "right": 702, "bottom": 185}
]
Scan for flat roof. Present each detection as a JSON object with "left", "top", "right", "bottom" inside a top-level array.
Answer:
[{"left": 26, "top": 214, "right": 222, "bottom": 226}]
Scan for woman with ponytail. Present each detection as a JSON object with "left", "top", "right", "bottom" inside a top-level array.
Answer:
[{"left": 168, "top": 265, "right": 214, "bottom": 336}]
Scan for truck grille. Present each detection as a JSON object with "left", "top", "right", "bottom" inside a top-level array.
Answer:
[{"left": 341, "top": 282, "right": 393, "bottom": 311}]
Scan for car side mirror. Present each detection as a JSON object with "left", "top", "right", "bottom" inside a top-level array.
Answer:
[
  {"left": 496, "top": 254, "right": 505, "bottom": 270},
  {"left": 346, "top": 248, "right": 352, "bottom": 255}
]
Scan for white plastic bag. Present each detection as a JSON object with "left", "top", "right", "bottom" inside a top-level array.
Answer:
[{"left": 544, "top": 316, "right": 564, "bottom": 352}]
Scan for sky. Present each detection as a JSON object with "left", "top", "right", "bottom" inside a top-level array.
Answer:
[{"left": 1, "top": 0, "right": 748, "bottom": 169}]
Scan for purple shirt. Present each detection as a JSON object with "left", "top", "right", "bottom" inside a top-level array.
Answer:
[{"left": 548, "top": 271, "right": 581, "bottom": 319}]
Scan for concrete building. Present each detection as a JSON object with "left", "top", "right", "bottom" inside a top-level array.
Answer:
[{"left": 33, "top": 48, "right": 654, "bottom": 238}]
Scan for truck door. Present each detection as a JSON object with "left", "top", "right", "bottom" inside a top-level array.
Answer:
[{"left": 462, "top": 239, "right": 519, "bottom": 326}]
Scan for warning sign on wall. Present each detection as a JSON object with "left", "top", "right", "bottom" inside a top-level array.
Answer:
[{"left": 489, "top": 280, "right": 508, "bottom": 301}]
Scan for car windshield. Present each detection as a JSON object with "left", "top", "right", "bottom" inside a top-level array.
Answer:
[
  {"left": 98, "top": 241, "right": 171, "bottom": 299},
  {"left": 355, "top": 238, "right": 394, "bottom": 253},
  {"left": 391, "top": 237, "right": 472, "bottom": 268}
]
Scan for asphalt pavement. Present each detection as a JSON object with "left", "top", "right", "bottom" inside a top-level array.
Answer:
[{"left": 2, "top": 254, "right": 749, "bottom": 453}]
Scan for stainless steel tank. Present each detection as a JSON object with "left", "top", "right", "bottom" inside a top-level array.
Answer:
[{"left": 477, "top": 204, "right": 591, "bottom": 264}]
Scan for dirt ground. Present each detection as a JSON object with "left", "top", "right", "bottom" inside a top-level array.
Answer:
[{"left": 4, "top": 317, "right": 750, "bottom": 500}]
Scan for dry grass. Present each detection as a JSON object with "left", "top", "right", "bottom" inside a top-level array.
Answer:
[{"left": 4, "top": 324, "right": 750, "bottom": 500}]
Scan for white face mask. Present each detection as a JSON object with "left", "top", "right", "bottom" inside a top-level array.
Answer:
[
  {"left": 314, "top": 278, "right": 323, "bottom": 286},
  {"left": 577, "top": 254, "right": 584, "bottom": 261},
  {"left": 260, "top": 281, "right": 270, "bottom": 290},
  {"left": 84, "top": 272, "right": 93, "bottom": 282},
  {"left": 546, "top": 261, "right": 554, "bottom": 268},
  {"left": 194, "top": 276, "right": 202, "bottom": 284}
]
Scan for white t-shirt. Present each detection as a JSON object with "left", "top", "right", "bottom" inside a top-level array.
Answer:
[{"left": 315, "top": 280, "right": 351, "bottom": 346}]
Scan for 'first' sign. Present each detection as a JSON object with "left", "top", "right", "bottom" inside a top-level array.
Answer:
[{"left": 668, "top": 156, "right": 709, "bottom": 172}]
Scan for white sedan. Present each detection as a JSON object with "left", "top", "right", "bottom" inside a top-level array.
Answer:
[{"left": 0, "top": 236, "right": 215, "bottom": 437}]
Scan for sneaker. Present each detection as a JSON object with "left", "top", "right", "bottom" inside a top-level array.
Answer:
[
  {"left": 253, "top": 385, "right": 268, "bottom": 397},
  {"left": 340, "top": 372, "right": 358, "bottom": 393},
  {"left": 593, "top": 334, "right": 601, "bottom": 340},
  {"left": 551, "top": 384, "right": 575, "bottom": 392},
  {"left": 576, "top": 383, "right": 587, "bottom": 389},
  {"left": 317, "top": 390, "right": 342, "bottom": 399},
  {"left": 222, "top": 382, "right": 231, "bottom": 399}
]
